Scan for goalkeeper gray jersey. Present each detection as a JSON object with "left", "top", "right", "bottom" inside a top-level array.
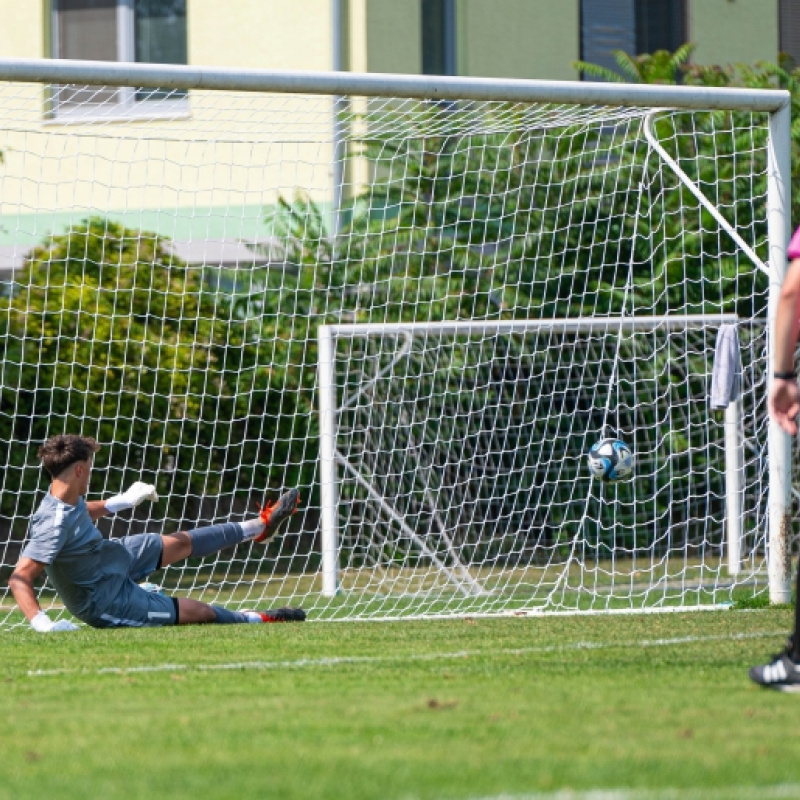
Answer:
[{"left": 21, "top": 493, "right": 133, "bottom": 617}]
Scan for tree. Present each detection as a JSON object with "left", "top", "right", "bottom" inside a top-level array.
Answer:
[
  {"left": 573, "top": 43, "right": 696, "bottom": 85},
  {"left": 0, "top": 218, "right": 311, "bottom": 536}
]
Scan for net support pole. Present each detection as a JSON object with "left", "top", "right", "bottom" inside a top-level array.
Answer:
[
  {"left": 318, "top": 324, "right": 340, "bottom": 597},
  {"left": 331, "top": 0, "right": 346, "bottom": 239},
  {"left": 767, "top": 101, "right": 793, "bottom": 604},
  {"left": 725, "top": 398, "right": 743, "bottom": 576}
]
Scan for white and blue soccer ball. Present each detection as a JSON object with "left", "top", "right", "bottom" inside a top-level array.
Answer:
[{"left": 587, "top": 437, "right": 634, "bottom": 483}]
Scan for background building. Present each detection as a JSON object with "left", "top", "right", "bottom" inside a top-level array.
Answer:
[
  {"left": 0, "top": 0, "right": 795, "bottom": 278},
  {"left": 0, "top": 1, "right": 793, "bottom": 79}
]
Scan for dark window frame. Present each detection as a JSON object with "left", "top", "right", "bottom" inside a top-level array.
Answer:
[
  {"left": 635, "top": 0, "right": 687, "bottom": 56},
  {"left": 779, "top": 0, "right": 800, "bottom": 68},
  {"left": 421, "top": 0, "right": 456, "bottom": 76},
  {"left": 579, "top": 0, "right": 687, "bottom": 79},
  {"left": 50, "top": 0, "right": 188, "bottom": 120}
]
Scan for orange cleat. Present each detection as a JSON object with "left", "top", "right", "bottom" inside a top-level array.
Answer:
[{"left": 255, "top": 488, "right": 300, "bottom": 543}]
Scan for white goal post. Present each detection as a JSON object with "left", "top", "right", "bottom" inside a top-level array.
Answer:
[
  {"left": 319, "top": 314, "right": 762, "bottom": 614},
  {"left": 0, "top": 58, "right": 792, "bottom": 623}
]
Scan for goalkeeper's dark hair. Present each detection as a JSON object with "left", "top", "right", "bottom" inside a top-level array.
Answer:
[{"left": 38, "top": 434, "right": 101, "bottom": 479}]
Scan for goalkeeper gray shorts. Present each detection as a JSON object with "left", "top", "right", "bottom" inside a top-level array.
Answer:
[
  {"left": 84, "top": 533, "right": 178, "bottom": 628},
  {"left": 87, "top": 580, "right": 178, "bottom": 628},
  {"left": 116, "top": 532, "right": 164, "bottom": 582}
]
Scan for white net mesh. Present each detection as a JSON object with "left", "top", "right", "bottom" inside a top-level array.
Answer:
[
  {"left": 0, "top": 78, "right": 775, "bottom": 623},
  {"left": 326, "top": 318, "right": 766, "bottom": 617}
]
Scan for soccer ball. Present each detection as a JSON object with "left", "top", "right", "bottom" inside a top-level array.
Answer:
[{"left": 587, "top": 438, "right": 634, "bottom": 483}]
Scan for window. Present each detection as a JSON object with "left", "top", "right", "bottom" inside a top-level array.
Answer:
[
  {"left": 421, "top": 0, "right": 456, "bottom": 76},
  {"left": 634, "top": 0, "right": 686, "bottom": 55},
  {"left": 780, "top": 0, "right": 800, "bottom": 68},
  {"left": 51, "top": 0, "right": 188, "bottom": 118},
  {"left": 580, "top": 0, "right": 686, "bottom": 77}
]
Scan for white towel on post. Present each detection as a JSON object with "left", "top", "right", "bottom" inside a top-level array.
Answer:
[{"left": 710, "top": 324, "right": 741, "bottom": 410}]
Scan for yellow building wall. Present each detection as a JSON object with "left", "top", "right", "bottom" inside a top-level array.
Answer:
[
  {"left": 0, "top": 0, "right": 46, "bottom": 59},
  {"left": 0, "top": 93, "right": 336, "bottom": 245},
  {"left": 0, "top": 0, "right": 336, "bottom": 68},
  {"left": 188, "top": 0, "right": 333, "bottom": 70},
  {"left": 458, "top": 0, "right": 579, "bottom": 80},
  {"left": 689, "top": 0, "right": 778, "bottom": 66},
  {"left": 0, "top": 0, "right": 786, "bottom": 249},
  {"left": 0, "top": 1, "right": 337, "bottom": 244}
]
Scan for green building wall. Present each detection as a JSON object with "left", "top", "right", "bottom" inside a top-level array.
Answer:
[
  {"left": 365, "top": 0, "right": 422, "bottom": 74},
  {"left": 689, "top": 0, "right": 778, "bottom": 67},
  {"left": 360, "top": 0, "right": 780, "bottom": 81},
  {"left": 457, "top": 0, "right": 579, "bottom": 81}
]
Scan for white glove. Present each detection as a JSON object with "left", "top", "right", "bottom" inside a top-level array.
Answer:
[
  {"left": 30, "top": 611, "right": 80, "bottom": 633},
  {"left": 105, "top": 481, "right": 159, "bottom": 514}
]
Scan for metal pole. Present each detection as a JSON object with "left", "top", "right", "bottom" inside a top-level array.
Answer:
[
  {"left": 331, "top": 0, "right": 345, "bottom": 239},
  {"left": 767, "top": 101, "right": 793, "bottom": 604},
  {"left": 318, "top": 325, "right": 340, "bottom": 597},
  {"left": 725, "top": 398, "right": 743, "bottom": 576},
  {"left": 326, "top": 313, "right": 740, "bottom": 339},
  {"left": 0, "top": 58, "right": 788, "bottom": 111}
]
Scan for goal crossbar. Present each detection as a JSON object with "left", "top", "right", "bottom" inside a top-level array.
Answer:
[{"left": 0, "top": 57, "right": 790, "bottom": 110}]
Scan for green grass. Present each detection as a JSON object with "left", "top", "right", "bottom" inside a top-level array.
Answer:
[{"left": 2, "top": 610, "right": 800, "bottom": 800}]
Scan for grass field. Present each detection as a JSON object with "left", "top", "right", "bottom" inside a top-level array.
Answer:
[{"left": 2, "top": 609, "right": 800, "bottom": 800}]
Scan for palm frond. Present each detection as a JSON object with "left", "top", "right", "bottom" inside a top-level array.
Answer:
[
  {"left": 613, "top": 50, "right": 644, "bottom": 82},
  {"left": 571, "top": 60, "right": 625, "bottom": 83}
]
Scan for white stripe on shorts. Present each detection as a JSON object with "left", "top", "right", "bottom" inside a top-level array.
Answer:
[{"left": 100, "top": 613, "right": 144, "bottom": 627}]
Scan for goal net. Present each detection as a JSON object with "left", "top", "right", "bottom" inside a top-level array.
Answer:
[
  {"left": 0, "top": 62, "right": 789, "bottom": 624},
  {"left": 320, "top": 317, "right": 765, "bottom": 618}
]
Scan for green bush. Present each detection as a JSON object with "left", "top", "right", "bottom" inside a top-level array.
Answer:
[{"left": 0, "top": 218, "right": 315, "bottom": 535}]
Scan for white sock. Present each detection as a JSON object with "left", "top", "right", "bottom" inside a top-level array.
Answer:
[
  {"left": 243, "top": 611, "right": 263, "bottom": 623},
  {"left": 240, "top": 518, "right": 266, "bottom": 540}
]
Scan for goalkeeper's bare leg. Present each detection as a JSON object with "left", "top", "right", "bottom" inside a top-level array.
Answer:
[
  {"left": 173, "top": 598, "right": 306, "bottom": 625},
  {"left": 157, "top": 488, "right": 303, "bottom": 626}
]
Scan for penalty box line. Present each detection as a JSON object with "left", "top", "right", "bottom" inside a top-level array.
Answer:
[{"left": 25, "top": 629, "right": 785, "bottom": 678}]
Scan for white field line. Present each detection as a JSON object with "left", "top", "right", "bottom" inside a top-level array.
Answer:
[
  {"left": 325, "top": 604, "right": 739, "bottom": 623},
  {"left": 25, "top": 629, "right": 785, "bottom": 678},
  {"left": 460, "top": 784, "right": 800, "bottom": 800}
]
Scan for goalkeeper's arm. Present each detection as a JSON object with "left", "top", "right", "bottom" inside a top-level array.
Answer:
[
  {"left": 87, "top": 481, "right": 159, "bottom": 521},
  {"left": 8, "top": 557, "right": 79, "bottom": 632}
]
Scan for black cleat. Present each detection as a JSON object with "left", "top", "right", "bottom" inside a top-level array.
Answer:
[
  {"left": 255, "top": 488, "right": 300, "bottom": 543},
  {"left": 749, "top": 648, "right": 800, "bottom": 692},
  {"left": 256, "top": 607, "right": 306, "bottom": 623}
]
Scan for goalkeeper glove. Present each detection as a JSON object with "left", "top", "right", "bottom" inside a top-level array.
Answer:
[
  {"left": 30, "top": 611, "right": 80, "bottom": 633},
  {"left": 105, "top": 481, "right": 158, "bottom": 514}
]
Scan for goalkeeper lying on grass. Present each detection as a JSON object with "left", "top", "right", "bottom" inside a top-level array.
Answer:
[{"left": 8, "top": 434, "right": 304, "bottom": 632}]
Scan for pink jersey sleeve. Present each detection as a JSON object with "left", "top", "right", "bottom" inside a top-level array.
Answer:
[{"left": 789, "top": 225, "right": 800, "bottom": 260}]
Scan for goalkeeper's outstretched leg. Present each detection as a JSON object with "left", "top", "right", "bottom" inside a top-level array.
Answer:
[
  {"left": 149, "top": 487, "right": 303, "bottom": 626},
  {"left": 7, "top": 434, "right": 304, "bottom": 632},
  {"left": 158, "top": 488, "right": 301, "bottom": 568}
]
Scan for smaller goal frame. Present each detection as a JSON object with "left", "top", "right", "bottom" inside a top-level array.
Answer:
[{"left": 319, "top": 314, "right": 749, "bottom": 605}]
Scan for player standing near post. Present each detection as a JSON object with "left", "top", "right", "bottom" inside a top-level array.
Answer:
[
  {"left": 750, "top": 228, "right": 800, "bottom": 689},
  {"left": 8, "top": 434, "right": 304, "bottom": 631}
]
